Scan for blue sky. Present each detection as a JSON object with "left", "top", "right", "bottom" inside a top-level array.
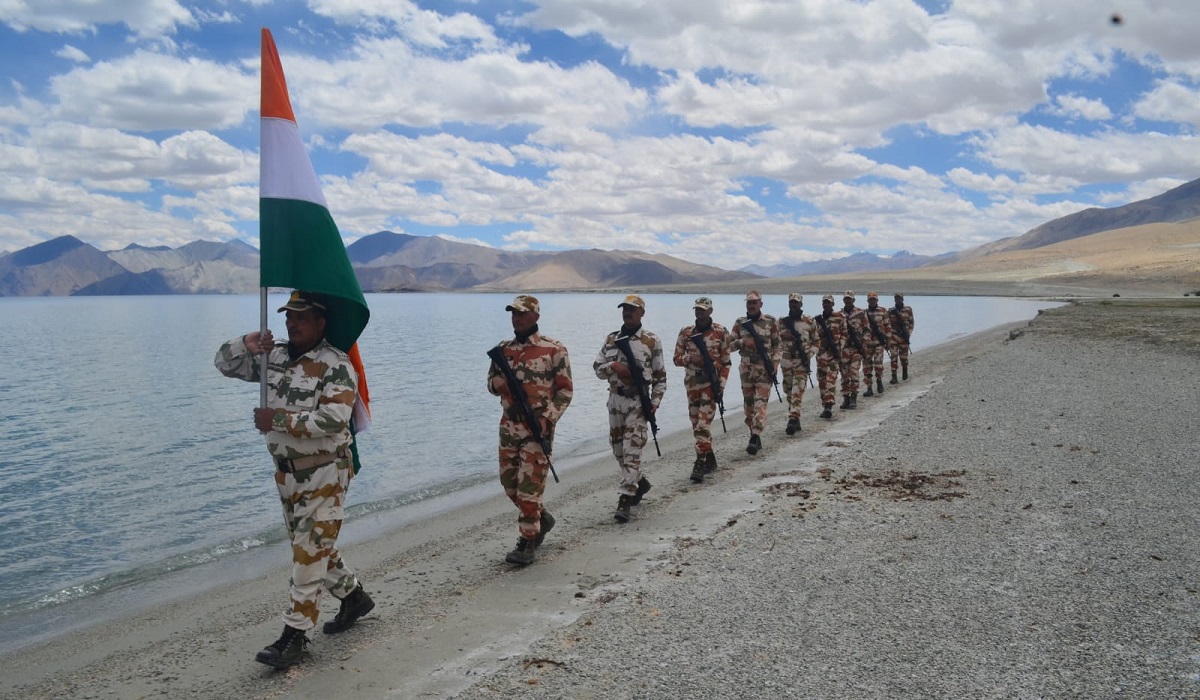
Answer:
[{"left": 0, "top": 0, "right": 1197, "bottom": 270}]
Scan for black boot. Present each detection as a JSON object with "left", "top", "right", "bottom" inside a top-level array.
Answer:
[
  {"left": 323, "top": 583, "right": 375, "bottom": 634},
  {"left": 848, "top": 393, "right": 858, "bottom": 409},
  {"left": 704, "top": 451, "right": 717, "bottom": 473},
  {"left": 863, "top": 384, "right": 874, "bottom": 397},
  {"left": 840, "top": 394, "right": 851, "bottom": 410},
  {"left": 534, "top": 510, "right": 555, "bottom": 546},
  {"left": 890, "top": 370, "right": 898, "bottom": 385},
  {"left": 630, "top": 477, "right": 652, "bottom": 505},
  {"left": 255, "top": 625, "right": 308, "bottom": 668},
  {"left": 902, "top": 364, "right": 909, "bottom": 380},
  {"left": 614, "top": 494, "right": 632, "bottom": 523},
  {"left": 505, "top": 537, "right": 536, "bottom": 565},
  {"left": 746, "top": 434, "right": 762, "bottom": 455},
  {"left": 689, "top": 457, "right": 705, "bottom": 484},
  {"left": 785, "top": 417, "right": 800, "bottom": 435},
  {"left": 820, "top": 404, "right": 833, "bottom": 420},
  {"left": 876, "top": 378, "right": 884, "bottom": 394}
]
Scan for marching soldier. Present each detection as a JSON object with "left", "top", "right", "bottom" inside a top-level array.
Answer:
[
  {"left": 594, "top": 295, "right": 666, "bottom": 523},
  {"left": 813, "top": 294, "right": 846, "bottom": 419},
  {"left": 731, "top": 290, "right": 782, "bottom": 455},
  {"left": 487, "top": 295, "right": 573, "bottom": 566},
  {"left": 779, "top": 292, "right": 818, "bottom": 435},
  {"left": 672, "top": 296, "right": 733, "bottom": 484},
  {"left": 861, "top": 292, "right": 892, "bottom": 397},
  {"left": 888, "top": 293, "right": 915, "bottom": 382},
  {"left": 839, "top": 291, "right": 868, "bottom": 410}
]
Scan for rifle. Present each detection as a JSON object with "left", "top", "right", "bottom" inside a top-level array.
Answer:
[
  {"left": 741, "top": 318, "right": 783, "bottom": 402},
  {"left": 689, "top": 331, "right": 726, "bottom": 433},
  {"left": 844, "top": 311, "right": 867, "bottom": 357},
  {"left": 782, "top": 317, "right": 814, "bottom": 389},
  {"left": 866, "top": 313, "right": 889, "bottom": 347},
  {"left": 487, "top": 345, "right": 560, "bottom": 483},
  {"left": 816, "top": 315, "right": 847, "bottom": 375},
  {"left": 889, "top": 307, "right": 911, "bottom": 343},
  {"left": 614, "top": 335, "right": 661, "bottom": 457}
]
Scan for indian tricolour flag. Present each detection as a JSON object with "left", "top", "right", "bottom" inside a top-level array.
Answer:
[{"left": 259, "top": 28, "right": 373, "bottom": 446}]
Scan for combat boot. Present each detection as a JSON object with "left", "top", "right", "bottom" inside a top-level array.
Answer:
[
  {"left": 505, "top": 537, "right": 536, "bottom": 565},
  {"left": 840, "top": 394, "right": 851, "bottom": 410},
  {"left": 704, "top": 451, "right": 717, "bottom": 473},
  {"left": 323, "top": 583, "right": 375, "bottom": 634},
  {"left": 902, "top": 363, "right": 909, "bottom": 380},
  {"left": 747, "top": 434, "right": 762, "bottom": 455},
  {"left": 890, "top": 370, "right": 898, "bottom": 385},
  {"left": 689, "top": 457, "right": 705, "bottom": 484},
  {"left": 613, "top": 494, "right": 632, "bottom": 523},
  {"left": 849, "top": 392, "right": 858, "bottom": 409},
  {"left": 876, "top": 378, "right": 885, "bottom": 394},
  {"left": 255, "top": 625, "right": 308, "bottom": 668},
  {"left": 863, "top": 384, "right": 874, "bottom": 397},
  {"left": 630, "top": 477, "right": 652, "bottom": 505},
  {"left": 820, "top": 404, "right": 833, "bottom": 420},
  {"left": 785, "top": 417, "right": 800, "bottom": 435},
  {"left": 534, "top": 510, "right": 555, "bottom": 546}
]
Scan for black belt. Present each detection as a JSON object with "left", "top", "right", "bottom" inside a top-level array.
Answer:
[{"left": 275, "top": 447, "right": 347, "bottom": 473}]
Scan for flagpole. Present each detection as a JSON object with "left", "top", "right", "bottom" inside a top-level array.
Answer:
[{"left": 259, "top": 286, "right": 268, "bottom": 408}]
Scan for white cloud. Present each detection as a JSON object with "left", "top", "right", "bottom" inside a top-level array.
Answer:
[
  {"left": 1133, "top": 79, "right": 1200, "bottom": 128},
  {"left": 54, "top": 44, "right": 89, "bottom": 63},
  {"left": 0, "top": 0, "right": 194, "bottom": 38},
  {"left": 1053, "top": 94, "right": 1114, "bottom": 121}
]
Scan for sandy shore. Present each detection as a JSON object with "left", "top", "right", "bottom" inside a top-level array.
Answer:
[{"left": 4, "top": 299, "right": 1198, "bottom": 699}]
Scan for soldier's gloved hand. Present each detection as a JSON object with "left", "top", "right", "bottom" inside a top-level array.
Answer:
[{"left": 254, "top": 407, "right": 278, "bottom": 433}]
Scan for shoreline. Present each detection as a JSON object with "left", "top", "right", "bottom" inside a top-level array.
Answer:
[{"left": 4, "top": 298, "right": 1198, "bottom": 698}]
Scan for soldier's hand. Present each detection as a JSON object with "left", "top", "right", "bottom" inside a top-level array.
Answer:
[
  {"left": 489, "top": 374, "right": 509, "bottom": 396},
  {"left": 611, "top": 361, "right": 631, "bottom": 379},
  {"left": 254, "top": 407, "right": 277, "bottom": 433},
  {"left": 690, "top": 354, "right": 705, "bottom": 368},
  {"left": 245, "top": 330, "right": 274, "bottom": 354}
]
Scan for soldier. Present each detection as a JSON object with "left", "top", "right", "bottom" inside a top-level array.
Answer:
[
  {"left": 888, "top": 293, "right": 915, "bottom": 382},
  {"left": 779, "top": 292, "right": 818, "bottom": 435},
  {"left": 594, "top": 294, "right": 667, "bottom": 522},
  {"left": 672, "top": 296, "right": 733, "bottom": 484},
  {"left": 487, "top": 295, "right": 573, "bottom": 566},
  {"left": 813, "top": 294, "right": 846, "bottom": 420},
  {"left": 215, "top": 290, "right": 375, "bottom": 669},
  {"left": 731, "top": 290, "right": 782, "bottom": 455},
  {"left": 839, "top": 291, "right": 868, "bottom": 410},
  {"left": 861, "top": 291, "right": 893, "bottom": 397}
]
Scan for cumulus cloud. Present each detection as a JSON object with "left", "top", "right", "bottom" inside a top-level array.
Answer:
[
  {"left": 0, "top": 0, "right": 194, "bottom": 38},
  {"left": 54, "top": 44, "right": 89, "bottom": 63}
]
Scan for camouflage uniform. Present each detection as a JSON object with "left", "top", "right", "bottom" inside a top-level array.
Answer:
[
  {"left": 839, "top": 294, "right": 868, "bottom": 399},
  {"left": 731, "top": 310, "right": 782, "bottom": 436},
  {"left": 487, "top": 329, "right": 573, "bottom": 542},
  {"left": 813, "top": 302, "right": 847, "bottom": 409},
  {"left": 672, "top": 318, "right": 732, "bottom": 461},
  {"left": 888, "top": 299, "right": 915, "bottom": 379},
  {"left": 861, "top": 295, "right": 893, "bottom": 392},
  {"left": 779, "top": 308, "right": 818, "bottom": 423},
  {"left": 215, "top": 334, "right": 360, "bottom": 632},
  {"left": 594, "top": 325, "right": 667, "bottom": 497}
]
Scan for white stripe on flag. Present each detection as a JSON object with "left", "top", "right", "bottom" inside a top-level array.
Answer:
[{"left": 261, "top": 116, "right": 327, "bottom": 207}]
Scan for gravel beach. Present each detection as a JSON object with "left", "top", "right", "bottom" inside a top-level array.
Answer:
[{"left": 3, "top": 299, "right": 1198, "bottom": 699}]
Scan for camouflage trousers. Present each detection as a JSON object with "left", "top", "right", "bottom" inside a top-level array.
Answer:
[
  {"left": 890, "top": 342, "right": 911, "bottom": 370},
  {"left": 815, "top": 352, "right": 840, "bottom": 406},
  {"left": 780, "top": 359, "right": 810, "bottom": 420},
  {"left": 683, "top": 378, "right": 720, "bottom": 458},
  {"left": 863, "top": 343, "right": 886, "bottom": 384},
  {"left": 840, "top": 351, "right": 863, "bottom": 393},
  {"left": 498, "top": 417, "right": 551, "bottom": 540},
  {"left": 608, "top": 391, "right": 649, "bottom": 496},
  {"left": 275, "top": 456, "right": 358, "bottom": 631},
  {"left": 739, "top": 364, "right": 773, "bottom": 435}
]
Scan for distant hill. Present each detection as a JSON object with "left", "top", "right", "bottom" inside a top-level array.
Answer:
[
  {"left": 744, "top": 250, "right": 941, "bottom": 278},
  {"left": 0, "top": 236, "right": 128, "bottom": 296}
]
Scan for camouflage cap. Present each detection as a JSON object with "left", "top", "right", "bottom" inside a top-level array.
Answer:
[
  {"left": 745, "top": 290, "right": 762, "bottom": 301},
  {"left": 618, "top": 294, "right": 645, "bottom": 309},
  {"left": 277, "top": 290, "right": 328, "bottom": 313},
  {"left": 788, "top": 292, "right": 803, "bottom": 303},
  {"left": 894, "top": 292, "right": 905, "bottom": 299},
  {"left": 506, "top": 294, "right": 540, "bottom": 313},
  {"left": 693, "top": 296, "right": 714, "bottom": 312},
  {"left": 843, "top": 290, "right": 856, "bottom": 300},
  {"left": 867, "top": 291, "right": 879, "bottom": 300},
  {"left": 822, "top": 293, "right": 835, "bottom": 303}
]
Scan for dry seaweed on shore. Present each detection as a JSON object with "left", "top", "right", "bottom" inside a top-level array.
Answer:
[{"left": 834, "top": 469, "right": 968, "bottom": 502}]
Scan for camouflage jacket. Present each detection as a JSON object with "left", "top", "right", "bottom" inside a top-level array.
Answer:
[
  {"left": 731, "top": 314, "right": 782, "bottom": 372},
  {"left": 888, "top": 305, "right": 915, "bottom": 345},
  {"left": 214, "top": 336, "right": 357, "bottom": 461},
  {"left": 863, "top": 306, "right": 893, "bottom": 349},
  {"left": 813, "top": 312, "right": 847, "bottom": 358},
  {"left": 672, "top": 322, "right": 733, "bottom": 390},
  {"left": 779, "top": 314, "right": 819, "bottom": 370},
  {"left": 487, "top": 331, "right": 574, "bottom": 429},
  {"left": 841, "top": 306, "right": 869, "bottom": 357},
  {"left": 594, "top": 326, "right": 667, "bottom": 409}
]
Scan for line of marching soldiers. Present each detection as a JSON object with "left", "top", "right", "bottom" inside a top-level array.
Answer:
[{"left": 486, "top": 289, "right": 914, "bottom": 567}]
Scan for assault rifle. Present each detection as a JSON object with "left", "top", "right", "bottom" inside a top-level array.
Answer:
[
  {"left": 844, "top": 311, "right": 867, "bottom": 357},
  {"left": 689, "top": 332, "right": 727, "bottom": 433},
  {"left": 615, "top": 335, "right": 661, "bottom": 457},
  {"left": 741, "top": 318, "right": 783, "bottom": 402},
  {"left": 816, "top": 315, "right": 846, "bottom": 375},
  {"left": 782, "top": 317, "right": 814, "bottom": 388},
  {"left": 890, "top": 307, "right": 911, "bottom": 343},
  {"left": 866, "top": 313, "right": 889, "bottom": 347},
  {"left": 487, "top": 345, "right": 560, "bottom": 483}
]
